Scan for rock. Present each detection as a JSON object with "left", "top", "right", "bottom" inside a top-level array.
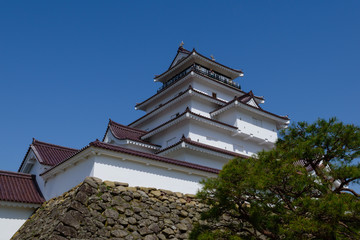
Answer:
[
  {"left": 125, "top": 209, "right": 134, "bottom": 216},
  {"left": 176, "top": 223, "right": 188, "bottom": 232},
  {"left": 138, "top": 227, "right": 151, "bottom": 236},
  {"left": 179, "top": 210, "right": 188, "bottom": 217},
  {"left": 103, "top": 208, "right": 119, "bottom": 219},
  {"left": 128, "top": 217, "right": 137, "bottom": 225},
  {"left": 132, "top": 207, "right": 142, "bottom": 213},
  {"left": 174, "top": 192, "right": 183, "bottom": 198},
  {"left": 101, "top": 192, "right": 112, "bottom": 202},
  {"left": 113, "top": 186, "right": 127, "bottom": 194},
  {"left": 144, "top": 234, "right": 158, "bottom": 240},
  {"left": 151, "top": 190, "right": 162, "bottom": 197},
  {"left": 69, "top": 200, "right": 88, "bottom": 214},
  {"left": 162, "top": 227, "right": 175, "bottom": 236},
  {"left": 75, "top": 191, "right": 88, "bottom": 204},
  {"left": 12, "top": 178, "right": 232, "bottom": 240},
  {"left": 149, "top": 223, "right": 161, "bottom": 233},
  {"left": 51, "top": 235, "right": 68, "bottom": 240},
  {"left": 126, "top": 186, "right": 137, "bottom": 191},
  {"left": 104, "top": 180, "right": 115, "bottom": 188},
  {"left": 157, "top": 233, "right": 167, "bottom": 240},
  {"left": 114, "top": 181, "right": 129, "bottom": 187},
  {"left": 111, "top": 229, "right": 128, "bottom": 238},
  {"left": 55, "top": 223, "right": 77, "bottom": 238},
  {"left": 133, "top": 192, "right": 142, "bottom": 199},
  {"left": 123, "top": 195, "right": 133, "bottom": 202},
  {"left": 84, "top": 177, "right": 102, "bottom": 188}
]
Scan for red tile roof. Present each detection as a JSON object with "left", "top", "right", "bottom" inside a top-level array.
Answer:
[
  {"left": 42, "top": 140, "right": 220, "bottom": 175},
  {"left": 211, "top": 91, "right": 290, "bottom": 120},
  {"left": 157, "top": 136, "right": 249, "bottom": 159},
  {"left": 18, "top": 139, "right": 79, "bottom": 171},
  {"left": 106, "top": 120, "right": 160, "bottom": 147},
  {"left": 0, "top": 170, "right": 45, "bottom": 204}
]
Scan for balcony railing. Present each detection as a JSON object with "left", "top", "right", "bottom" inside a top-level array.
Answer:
[
  {"left": 157, "top": 64, "right": 241, "bottom": 93},
  {"left": 193, "top": 64, "right": 241, "bottom": 90},
  {"left": 157, "top": 66, "right": 192, "bottom": 92}
]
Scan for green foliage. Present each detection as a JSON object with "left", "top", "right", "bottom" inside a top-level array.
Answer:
[{"left": 192, "top": 118, "right": 360, "bottom": 239}]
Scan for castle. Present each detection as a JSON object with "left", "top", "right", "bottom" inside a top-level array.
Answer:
[{"left": 0, "top": 45, "right": 289, "bottom": 239}]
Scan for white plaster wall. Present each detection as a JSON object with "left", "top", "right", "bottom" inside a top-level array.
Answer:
[
  {"left": 215, "top": 109, "right": 237, "bottom": 126},
  {"left": 189, "top": 97, "right": 218, "bottom": 117},
  {"left": 43, "top": 158, "right": 95, "bottom": 200},
  {"left": 145, "top": 83, "right": 190, "bottom": 113},
  {"left": 93, "top": 155, "right": 205, "bottom": 194},
  {"left": 188, "top": 122, "right": 261, "bottom": 156},
  {"left": 138, "top": 99, "right": 192, "bottom": 131},
  {"left": 0, "top": 206, "right": 35, "bottom": 240},
  {"left": 147, "top": 121, "right": 190, "bottom": 148},
  {"left": 164, "top": 149, "right": 229, "bottom": 170},
  {"left": 191, "top": 77, "right": 239, "bottom": 102},
  {"left": 235, "top": 109, "right": 278, "bottom": 143},
  {"left": 27, "top": 160, "right": 47, "bottom": 197}
]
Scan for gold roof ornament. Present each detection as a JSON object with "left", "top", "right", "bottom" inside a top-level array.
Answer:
[
  {"left": 210, "top": 55, "right": 215, "bottom": 61},
  {"left": 179, "top": 41, "right": 184, "bottom": 47}
]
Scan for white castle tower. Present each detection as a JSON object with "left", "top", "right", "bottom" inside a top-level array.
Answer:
[{"left": 105, "top": 45, "right": 289, "bottom": 170}]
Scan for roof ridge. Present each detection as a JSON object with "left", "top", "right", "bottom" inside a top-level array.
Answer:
[
  {"left": 156, "top": 137, "right": 248, "bottom": 159},
  {"left": 110, "top": 120, "right": 147, "bottom": 133},
  {"left": 0, "top": 170, "right": 33, "bottom": 178},
  {"left": 32, "top": 139, "right": 78, "bottom": 151}
]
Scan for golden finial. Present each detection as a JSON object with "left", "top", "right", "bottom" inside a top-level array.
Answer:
[
  {"left": 210, "top": 54, "right": 215, "bottom": 61},
  {"left": 179, "top": 41, "right": 184, "bottom": 47}
]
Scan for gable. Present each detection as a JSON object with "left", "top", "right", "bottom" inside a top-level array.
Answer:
[
  {"left": 169, "top": 51, "right": 190, "bottom": 69},
  {"left": 18, "top": 148, "right": 38, "bottom": 173},
  {"left": 246, "top": 98, "right": 259, "bottom": 108}
]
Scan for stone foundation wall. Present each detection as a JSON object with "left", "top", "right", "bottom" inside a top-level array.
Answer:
[{"left": 12, "top": 177, "right": 210, "bottom": 240}]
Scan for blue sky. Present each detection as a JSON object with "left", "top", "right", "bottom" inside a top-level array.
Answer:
[{"left": 0, "top": 1, "right": 359, "bottom": 187}]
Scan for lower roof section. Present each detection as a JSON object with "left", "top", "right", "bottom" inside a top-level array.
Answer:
[
  {"left": 157, "top": 136, "right": 249, "bottom": 160},
  {"left": 41, "top": 140, "right": 220, "bottom": 179},
  {"left": 0, "top": 170, "right": 45, "bottom": 204}
]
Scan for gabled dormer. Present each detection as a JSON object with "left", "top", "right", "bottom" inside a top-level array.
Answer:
[
  {"left": 103, "top": 119, "right": 161, "bottom": 152},
  {"left": 237, "top": 91, "right": 262, "bottom": 109},
  {"left": 18, "top": 139, "right": 78, "bottom": 174},
  {"left": 168, "top": 46, "right": 191, "bottom": 69}
]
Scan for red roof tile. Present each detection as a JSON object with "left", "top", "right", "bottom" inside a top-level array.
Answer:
[
  {"left": 0, "top": 170, "right": 45, "bottom": 204},
  {"left": 106, "top": 120, "right": 160, "bottom": 147},
  {"left": 32, "top": 139, "right": 79, "bottom": 166},
  {"left": 18, "top": 139, "right": 79, "bottom": 171}
]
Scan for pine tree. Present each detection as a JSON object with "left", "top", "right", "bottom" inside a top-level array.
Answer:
[{"left": 191, "top": 118, "right": 360, "bottom": 239}]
